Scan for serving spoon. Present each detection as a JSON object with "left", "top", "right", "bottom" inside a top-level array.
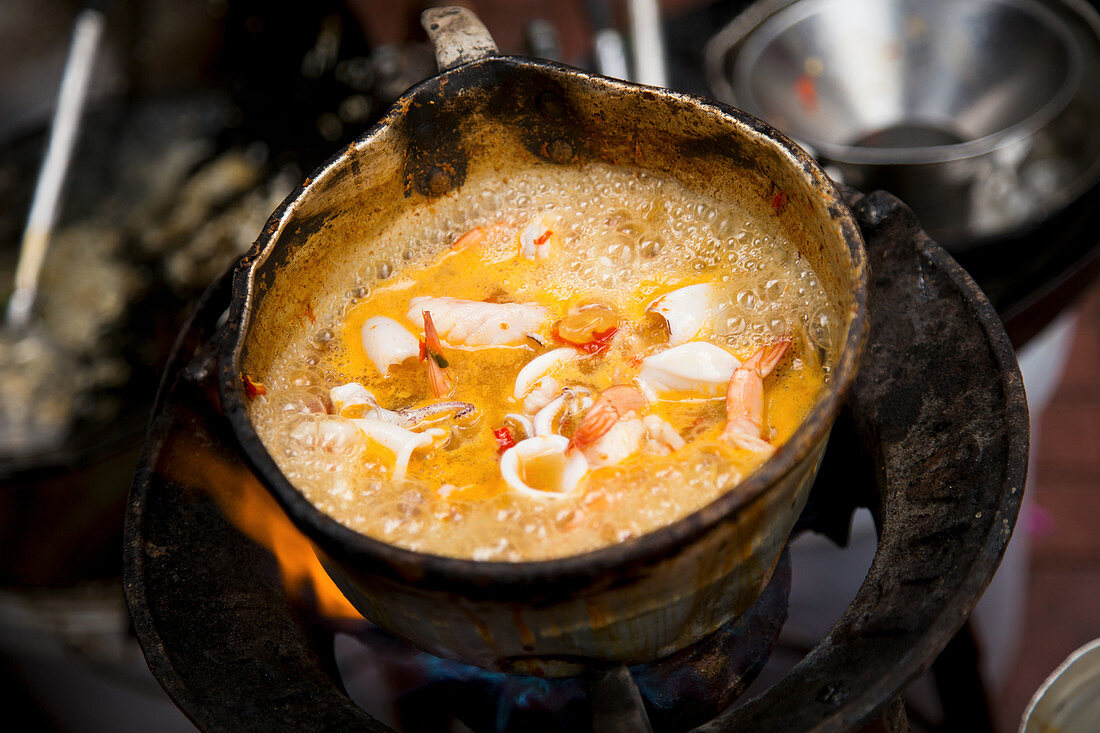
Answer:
[{"left": 0, "top": 8, "right": 105, "bottom": 456}]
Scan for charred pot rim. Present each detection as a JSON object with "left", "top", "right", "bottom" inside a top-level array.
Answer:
[{"left": 217, "top": 53, "right": 869, "bottom": 602}]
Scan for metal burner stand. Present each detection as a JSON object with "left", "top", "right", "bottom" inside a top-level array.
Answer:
[{"left": 124, "top": 190, "right": 1028, "bottom": 731}]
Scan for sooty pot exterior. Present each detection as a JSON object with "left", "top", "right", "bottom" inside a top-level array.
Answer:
[{"left": 218, "top": 8, "right": 867, "bottom": 675}]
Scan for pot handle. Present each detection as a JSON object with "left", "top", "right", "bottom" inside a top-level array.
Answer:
[{"left": 421, "top": 7, "right": 499, "bottom": 72}]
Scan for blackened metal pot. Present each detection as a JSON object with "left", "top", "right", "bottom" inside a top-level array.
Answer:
[{"left": 217, "top": 7, "right": 867, "bottom": 675}]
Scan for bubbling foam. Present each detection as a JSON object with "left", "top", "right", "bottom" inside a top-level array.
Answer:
[{"left": 250, "top": 162, "right": 842, "bottom": 561}]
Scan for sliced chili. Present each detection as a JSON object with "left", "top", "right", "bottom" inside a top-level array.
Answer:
[
  {"left": 578, "top": 326, "right": 619, "bottom": 354},
  {"left": 493, "top": 426, "right": 516, "bottom": 453},
  {"left": 243, "top": 374, "right": 267, "bottom": 398}
]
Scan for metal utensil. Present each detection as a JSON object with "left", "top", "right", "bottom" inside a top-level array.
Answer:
[
  {"left": 0, "top": 8, "right": 104, "bottom": 456},
  {"left": 705, "top": 0, "right": 1100, "bottom": 248},
  {"left": 584, "top": 0, "right": 668, "bottom": 85},
  {"left": 6, "top": 8, "right": 105, "bottom": 329},
  {"left": 586, "top": 0, "right": 631, "bottom": 79},
  {"left": 626, "top": 0, "right": 667, "bottom": 87}
]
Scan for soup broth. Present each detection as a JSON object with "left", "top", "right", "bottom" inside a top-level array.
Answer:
[{"left": 250, "top": 162, "right": 840, "bottom": 561}]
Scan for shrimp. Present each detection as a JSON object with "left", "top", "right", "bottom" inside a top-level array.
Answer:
[
  {"left": 450, "top": 222, "right": 510, "bottom": 253},
  {"left": 569, "top": 385, "right": 647, "bottom": 452},
  {"left": 330, "top": 382, "right": 475, "bottom": 426},
  {"left": 420, "top": 311, "right": 455, "bottom": 398},
  {"left": 582, "top": 418, "right": 647, "bottom": 467},
  {"left": 408, "top": 297, "right": 550, "bottom": 347},
  {"left": 720, "top": 337, "right": 791, "bottom": 454},
  {"left": 451, "top": 226, "right": 491, "bottom": 251},
  {"left": 570, "top": 390, "right": 686, "bottom": 467},
  {"left": 643, "top": 414, "right": 686, "bottom": 454}
]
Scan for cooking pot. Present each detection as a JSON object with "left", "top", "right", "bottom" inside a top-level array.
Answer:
[
  {"left": 217, "top": 7, "right": 867, "bottom": 675},
  {"left": 704, "top": 0, "right": 1100, "bottom": 250}
]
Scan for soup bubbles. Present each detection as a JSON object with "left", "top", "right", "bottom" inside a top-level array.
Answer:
[{"left": 249, "top": 163, "right": 841, "bottom": 561}]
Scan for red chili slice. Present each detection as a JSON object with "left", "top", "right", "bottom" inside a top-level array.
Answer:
[
  {"left": 577, "top": 326, "right": 619, "bottom": 354},
  {"left": 243, "top": 374, "right": 267, "bottom": 398},
  {"left": 493, "top": 427, "right": 517, "bottom": 453}
]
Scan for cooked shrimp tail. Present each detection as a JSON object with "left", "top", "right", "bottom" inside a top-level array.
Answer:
[
  {"left": 422, "top": 310, "right": 446, "bottom": 354},
  {"left": 747, "top": 336, "right": 791, "bottom": 378},
  {"left": 452, "top": 226, "right": 488, "bottom": 251},
  {"left": 569, "top": 385, "right": 647, "bottom": 451},
  {"left": 421, "top": 310, "right": 455, "bottom": 398},
  {"left": 451, "top": 222, "right": 507, "bottom": 252},
  {"left": 425, "top": 352, "right": 454, "bottom": 398},
  {"left": 720, "top": 337, "right": 791, "bottom": 453}
]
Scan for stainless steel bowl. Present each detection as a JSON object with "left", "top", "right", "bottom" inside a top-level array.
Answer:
[
  {"left": 706, "top": 0, "right": 1100, "bottom": 248},
  {"left": 1021, "top": 638, "right": 1100, "bottom": 732}
]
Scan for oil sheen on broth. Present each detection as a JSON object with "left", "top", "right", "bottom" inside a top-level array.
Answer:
[{"left": 250, "top": 163, "right": 840, "bottom": 561}]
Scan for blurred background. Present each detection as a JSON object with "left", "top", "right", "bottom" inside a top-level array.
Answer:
[{"left": 0, "top": 1, "right": 1097, "bottom": 730}]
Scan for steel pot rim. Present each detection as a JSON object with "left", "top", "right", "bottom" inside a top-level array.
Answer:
[
  {"left": 218, "top": 53, "right": 869, "bottom": 596},
  {"left": 704, "top": 0, "right": 1085, "bottom": 166}
]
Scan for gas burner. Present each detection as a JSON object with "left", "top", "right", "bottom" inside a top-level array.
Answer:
[
  {"left": 333, "top": 549, "right": 789, "bottom": 732},
  {"left": 124, "top": 189, "right": 1027, "bottom": 731}
]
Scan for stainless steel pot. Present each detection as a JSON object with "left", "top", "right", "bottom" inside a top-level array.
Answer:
[
  {"left": 217, "top": 7, "right": 867, "bottom": 675},
  {"left": 705, "top": 0, "right": 1100, "bottom": 249}
]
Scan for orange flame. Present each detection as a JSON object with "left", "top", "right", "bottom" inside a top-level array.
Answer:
[
  {"left": 217, "top": 474, "right": 363, "bottom": 623},
  {"left": 163, "top": 434, "right": 364, "bottom": 623}
]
